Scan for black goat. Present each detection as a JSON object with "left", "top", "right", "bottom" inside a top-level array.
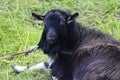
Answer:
[{"left": 12, "top": 9, "right": 120, "bottom": 80}]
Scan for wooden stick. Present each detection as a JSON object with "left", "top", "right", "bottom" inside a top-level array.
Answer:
[
  {"left": 0, "top": 46, "right": 38, "bottom": 60},
  {"left": 0, "top": 52, "right": 25, "bottom": 60}
]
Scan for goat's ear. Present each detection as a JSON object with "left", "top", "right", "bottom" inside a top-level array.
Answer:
[
  {"left": 32, "top": 13, "right": 44, "bottom": 20},
  {"left": 67, "top": 13, "right": 79, "bottom": 24}
]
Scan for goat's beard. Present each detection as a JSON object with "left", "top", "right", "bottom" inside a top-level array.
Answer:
[{"left": 43, "top": 41, "right": 61, "bottom": 55}]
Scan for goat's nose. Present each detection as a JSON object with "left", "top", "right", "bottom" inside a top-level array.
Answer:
[
  {"left": 46, "top": 33, "right": 57, "bottom": 44},
  {"left": 47, "top": 33, "right": 56, "bottom": 39}
]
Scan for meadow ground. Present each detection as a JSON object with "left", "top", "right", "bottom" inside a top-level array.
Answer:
[{"left": 0, "top": 0, "right": 120, "bottom": 80}]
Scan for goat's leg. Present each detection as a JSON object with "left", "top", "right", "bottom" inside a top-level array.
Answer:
[
  {"left": 11, "top": 62, "right": 48, "bottom": 73},
  {"left": 11, "top": 55, "right": 56, "bottom": 73}
]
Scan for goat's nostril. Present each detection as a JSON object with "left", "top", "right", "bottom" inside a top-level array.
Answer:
[
  {"left": 47, "top": 33, "right": 56, "bottom": 39},
  {"left": 51, "top": 34, "right": 55, "bottom": 37}
]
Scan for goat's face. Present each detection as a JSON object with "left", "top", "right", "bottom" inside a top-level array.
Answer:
[
  {"left": 32, "top": 9, "right": 79, "bottom": 45},
  {"left": 44, "top": 11, "right": 67, "bottom": 44}
]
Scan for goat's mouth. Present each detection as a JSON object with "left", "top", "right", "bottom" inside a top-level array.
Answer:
[{"left": 46, "top": 38, "right": 57, "bottom": 44}]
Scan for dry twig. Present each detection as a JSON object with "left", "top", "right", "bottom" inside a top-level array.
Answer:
[{"left": 0, "top": 46, "right": 38, "bottom": 60}]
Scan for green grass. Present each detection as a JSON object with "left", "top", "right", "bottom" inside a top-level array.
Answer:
[{"left": 0, "top": 0, "right": 120, "bottom": 80}]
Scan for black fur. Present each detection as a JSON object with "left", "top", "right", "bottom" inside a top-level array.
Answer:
[{"left": 33, "top": 9, "right": 120, "bottom": 80}]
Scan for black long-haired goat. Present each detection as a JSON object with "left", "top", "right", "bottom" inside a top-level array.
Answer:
[{"left": 12, "top": 9, "right": 120, "bottom": 80}]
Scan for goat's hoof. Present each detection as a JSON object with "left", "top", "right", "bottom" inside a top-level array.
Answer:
[{"left": 11, "top": 65, "right": 20, "bottom": 74}]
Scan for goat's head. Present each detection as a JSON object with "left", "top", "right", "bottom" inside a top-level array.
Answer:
[{"left": 32, "top": 9, "right": 79, "bottom": 45}]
